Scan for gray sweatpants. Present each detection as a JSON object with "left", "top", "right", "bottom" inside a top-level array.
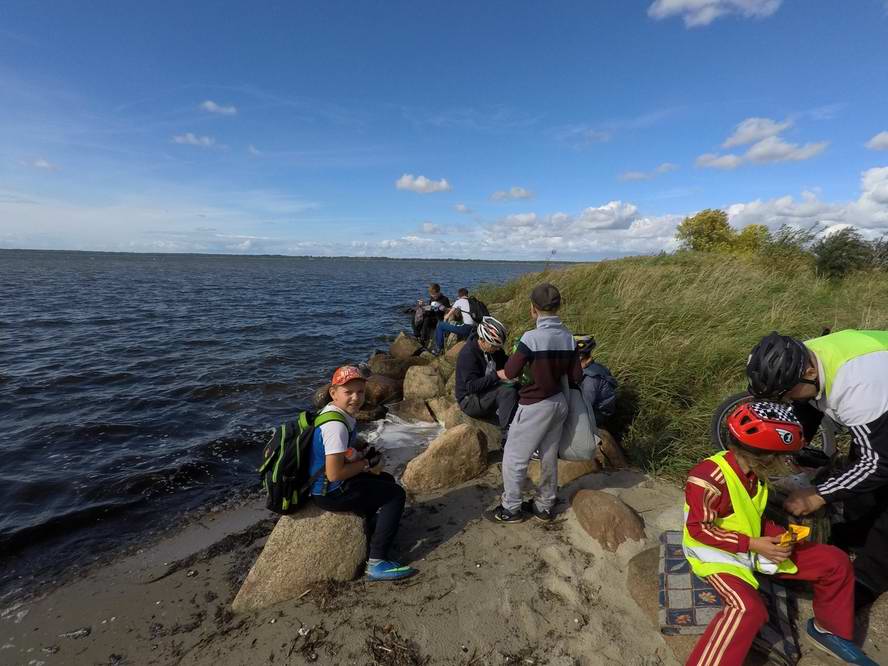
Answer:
[{"left": 501, "top": 393, "right": 568, "bottom": 513}]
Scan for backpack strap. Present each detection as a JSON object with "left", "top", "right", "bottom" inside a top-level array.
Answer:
[{"left": 311, "top": 411, "right": 353, "bottom": 496}]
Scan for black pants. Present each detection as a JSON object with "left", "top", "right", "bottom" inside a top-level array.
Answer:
[
  {"left": 412, "top": 311, "right": 442, "bottom": 347},
  {"left": 313, "top": 472, "right": 406, "bottom": 560},
  {"left": 832, "top": 485, "right": 888, "bottom": 597},
  {"left": 459, "top": 383, "right": 519, "bottom": 429}
]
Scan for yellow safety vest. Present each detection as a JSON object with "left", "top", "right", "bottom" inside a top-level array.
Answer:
[{"left": 682, "top": 451, "right": 797, "bottom": 589}]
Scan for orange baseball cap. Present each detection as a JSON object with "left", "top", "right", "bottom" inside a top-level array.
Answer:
[{"left": 331, "top": 365, "right": 366, "bottom": 386}]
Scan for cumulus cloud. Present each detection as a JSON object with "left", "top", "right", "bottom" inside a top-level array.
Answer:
[
  {"left": 866, "top": 131, "right": 888, "bottom": 151},
  {"left": 696, "top": 153, "right": 744, "bottom": 170},
  {"left": 697, "top": 117, "right": 827, "bottom": 169},
  {"left": 200, "top": 100, "right": 238, "bottom": 116},
  {"left": 420, "top": 222, "right": 445, "bottom": 235},
  {"left": 619, "top": 162, "right": 679, "bottom": 181},
  {"left": 395, "top": 174, "right": 452, "bottom": 193},
  {"left": 491, "top": 186, "right": 534, "bottom": 201},
  {"left": 723, "top": 117, "right": 792, "bottom": 148},
  {"left": 172, "top": 132, "right": 217, "bottom": 148},
  {"left": 454, "top": 203, "right": 472, "bottom": 214},
  {"left": 648, "top": 0, "right": 782, "bottom": 27}
]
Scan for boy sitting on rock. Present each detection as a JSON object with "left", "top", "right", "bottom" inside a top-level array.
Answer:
[
  {"left": 308, "top": 365, "right": 418, "bottom": 582},
  {"left": 683, "top": 401, "right": 874, "bottom": 665}
]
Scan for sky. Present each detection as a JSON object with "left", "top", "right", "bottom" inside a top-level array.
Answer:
[{"left": 2, "top": 0, "right": 888, "bottom": 260}]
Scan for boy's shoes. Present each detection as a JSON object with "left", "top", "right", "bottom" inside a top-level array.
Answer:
[
  {"left": 366, "top": 560, "right": 418, "bottom": 582},
  {"left": 521, "top": 499, "right": 555, "bottom": 523},
  {"left": 530, "top": 449, "right": 541, "bottom": 461},
  {"left": 429, "top": 348, "right": 443, "bottom": 357},
  {"left": 805, "top": 619, "right": 877, "bottom": 665},
  {"left": 483, "top": 505, "right": 526, "bottom": 524}
]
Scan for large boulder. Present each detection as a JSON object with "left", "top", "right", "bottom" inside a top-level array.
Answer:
[
  {"left": 445, "top": 369, "right": 457, "bottom": 399},
  {"left": 389, "top": 332, "right": 422, "bottom": 360},
  {"left": 365, "top": 374, "right": 402, "bottom": 406},
  {"left": 527, "top": 458, "right": 601, "bottom": 485},
  {"left": 231, "top": 506, "right": 366, "bottom": 613},
  {"left": 401, "top": 424, "right": 488, "bottom": 493},
  {"left": 403, "top": 365, "right": 443, "bottom": 401},
  {"left": 571, "top": 489, "right": 645, "bottom": 552},
  {"left": 389, "top": 399, "right": 436, "bottom": 423},
  {"left": 355, "top": 404, "right": 387, "bottom": 422},
  {"left": 427, "top": 396, "right": 456, "bottom": 425},
  {"left": 443, "top": 403, "right": 502, "bottom": 449},
  {"left": 312, "top": 383, "right": 332, "bottom": 409},
  {"left": 627, "top": 547, "right": 698, "bottom": 664},
  {"left": 444, "top": 340, "right": 466, "bottom": 364},
  {"left": 596, "top": 429, "right": 628, "bottom": 469},
  {"left": 368, "top": 353, "right": 428, "bottom": 380},
  {"left": 433, "top": 356, "right": 456, "bottom": 382}
]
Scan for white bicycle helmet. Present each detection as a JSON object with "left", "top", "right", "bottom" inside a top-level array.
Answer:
[{"left": 477, "top": 316, "right": 507, "bottom": 348}]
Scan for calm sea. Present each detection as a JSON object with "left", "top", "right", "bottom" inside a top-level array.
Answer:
[{"left": 0, "top": 249, "right": 552, "bottom": 594}]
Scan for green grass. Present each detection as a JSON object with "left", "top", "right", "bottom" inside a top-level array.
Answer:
[{"left": 476, "top": 252, "right": 888, "bottom": 479}]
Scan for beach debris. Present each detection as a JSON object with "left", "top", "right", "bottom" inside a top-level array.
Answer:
[
  {"left": 365, "top": 625, "right": 428, "bottom": 665},
  {"left": 1, "top": 602, "right": 30, "bottom": 624},
  {"left": 58, "top": 627, "right": 91, "bottom": 639},
  {"left": 41, "top": 646, "right": 59, "bottom": 654},
  {"left": 186, "top": 569, "right": 198, "bottom": 577}
]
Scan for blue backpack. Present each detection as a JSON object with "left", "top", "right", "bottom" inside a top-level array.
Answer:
[{"left": 582, "top": 362, "right": 618, "bottom": 419}]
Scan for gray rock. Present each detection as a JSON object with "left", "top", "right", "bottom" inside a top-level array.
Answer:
[
  {"left": 389, "top": 332, "right": 422, "bottom": 360},
  {"left": 571, "top": 489, "right": 645, "bottom": 552},
  {"left": 364, "top": 374, "right": 402, "bottom": 406},
  {"left": 403, "top": 365, "right": 443, "bottom": 401},
  {"left": 389, "top": 399, "right": 436, "bottom": 423},
  {"left": 231, "top": 506, "right": 366, "bottom": 613},
  {"left": 527, "top": 458, "right": 601, "bottom": 486},
  {"left": 427, "top": 396, "right": 455, "bottom": 425},
  {"left": 443, "top": 403, "right": 502, "bottom": 449},
  {"left": 401, "top": 424, "right": 488, "bottom": 493}
]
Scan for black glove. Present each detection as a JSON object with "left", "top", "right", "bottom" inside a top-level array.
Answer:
[{"left": 364, "top": 447, "right": 382, "bottom": 468}]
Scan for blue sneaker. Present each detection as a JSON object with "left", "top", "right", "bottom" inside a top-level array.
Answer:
[
  {"left": 366, "top": 560, "right": 418, "bottom": 582},
  {"left": 806, "top": 619, "right": 877, "bottom": 665}
]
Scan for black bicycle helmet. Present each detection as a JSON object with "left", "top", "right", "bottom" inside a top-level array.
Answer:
[
  {"left": 574, "top": 334, "right": 597, "bottom": 356},
  {"left": 746, "top": 332, "right": 809, "bottom": 399}
]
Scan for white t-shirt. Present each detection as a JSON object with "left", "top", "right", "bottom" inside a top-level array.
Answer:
[
  {"left": 318, "top": 404, "right": 356, "bottom": 455},
  {"left": 452, "top": 297, "right": 474, "bottom": 326}
]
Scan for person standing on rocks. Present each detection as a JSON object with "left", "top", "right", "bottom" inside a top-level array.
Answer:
[
  {"left": 412, "top": 283, "right": 451, "bottom": 347},
  {"left": 432, "top": 287, "right": 475, "bottom": 355},
  {"left": 683, "top": 401, "right": 874, "bottom": 666},
  {"left": 488, "top": 283, "right": 582, "bottom": 523},
  {"left": 455, "top": 316, "right": 519, "bottom": 435},
  {"left": 308, "top": 365, "right": 418, "bottom": 581}
]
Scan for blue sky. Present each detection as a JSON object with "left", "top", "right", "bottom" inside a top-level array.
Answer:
[{"left": 2, "top": 0, "right": 888, "bottom": 260}]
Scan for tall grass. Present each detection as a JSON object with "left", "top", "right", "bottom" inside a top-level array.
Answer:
[{"left": 477, "top": 252, "right": 888, "bottom": 479}]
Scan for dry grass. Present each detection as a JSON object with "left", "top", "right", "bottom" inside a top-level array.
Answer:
[{"left": 478, "top": 252, "right": 888, "bottom": 478}]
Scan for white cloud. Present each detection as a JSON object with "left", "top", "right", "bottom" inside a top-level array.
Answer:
[
  {"left": 30, "top": 158, "right": 59, "bottom": 171},
  {"left": 697, "top": 117, "right": 827, "bottom": 169},
  {"left": 648, "top": 0, "right": 782, "bottom": 27},
  {"left": 172, "top": 132, "right": 217, "bottom": 148},
  {"left": 620, "top": 162, "right": 679, "bottom": 181},
  {"left": 491, "top": 186, "right": 534, "bottom": 201},
  {"left": 744, "top": 136, "right": 828, "bottom": 163},
  {"left": 395, "top": 174, "right": 452, "bottom": 193},
  {"left": 420, "top": 222, "right": 445, "bottom": 235},
  {"left": 723, "top": 117, "right": 792, "bottom": 148},
  {"left": 696, "top": 153, "right": 744, "bottom": 170},
  {"left": 200, "top": 100, "right": 238, "bottom": 116},
  {"left": 454, "top": 203, "right": 472, "bottom": 214},
  {"left": 248, "top": 144, "right": 262, "bottom": 156},
  {"left": 866, "top": 131, "right": 888, "bottom": 151}
]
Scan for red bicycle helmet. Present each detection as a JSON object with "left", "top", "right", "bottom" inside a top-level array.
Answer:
[{"left": 726, "top": 401, "right": 805, "bottom": 453}]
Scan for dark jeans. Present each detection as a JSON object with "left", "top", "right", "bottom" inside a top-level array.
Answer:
[
  {"left": 413, "top": 312, "right": 441, "bottom": 347},
  {"left": 435, "top": 321, "right": 473, "bottom": 351},
  {"left": 459, "top": 383, "right": 519, "bottom": 429},
  {"left": 313, "top": 472, "right": 406, "bottom": 560},
  {"left": 831, "top": 484, "right": 888, "bottom": 597}
]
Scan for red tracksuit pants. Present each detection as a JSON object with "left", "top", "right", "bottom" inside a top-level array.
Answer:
[{"left": 686, "top": 542, "right": 854, "bottom": 666}]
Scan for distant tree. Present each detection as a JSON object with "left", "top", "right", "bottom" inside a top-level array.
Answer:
[
  {"left": 870, "top": 235, "right": 888, "bottom": 270},
  {"left": 760, "top": 224, "right": 818, "bottom": 263},
  {"left": 675, "top": 209, "right": 736, "bottom": 252},
  {"left": 812, "top": 227, "right": 873, "bottom": 280},
  {"left": 733, "top": 224, "right": 771, "bottom": 254}
]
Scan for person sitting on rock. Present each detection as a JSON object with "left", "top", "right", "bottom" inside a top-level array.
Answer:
[
  {"left": 412, "top": 283, "right": 451, "bottom": 347},
  {"left": 432, "top": 288, "right": 475, "bottom": 355},
  {"left": 308, "top": 365, "right": 418, "bottom": 582},
  {"left": 683, "top": 401, "right": 874, "bottom": 666},
  {"left": 573, "top": 334, "right": 618, "bottom": 428},
  {"left": 455, "top": 316, "right": 519, "bottom": 435}
]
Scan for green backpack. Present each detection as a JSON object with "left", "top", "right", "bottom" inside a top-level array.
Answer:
[{"left": 258, "top": 410, "right": 349, "bottom": 514}]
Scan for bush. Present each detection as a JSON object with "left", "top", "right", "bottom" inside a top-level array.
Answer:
[
  {"left": 675, "top": 209, "right": 735, "bottom": 252},
  {"left": 812, "top": 227, "right": 873, "bottom": 280}
]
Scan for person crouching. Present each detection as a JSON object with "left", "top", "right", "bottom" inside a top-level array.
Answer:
[
  {"left": 455, "top": 316, "right": 518, "bottom": 437},
  {"left": 683, "top": 401, "right": 873, "bottom": 665},
  {"left": 308, "top": 365, "right": 418, "bottom": 582}
]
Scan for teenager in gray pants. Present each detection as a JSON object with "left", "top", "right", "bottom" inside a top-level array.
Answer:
[{"left": 488, "top": 283, "right": 582, "bottom": 523}]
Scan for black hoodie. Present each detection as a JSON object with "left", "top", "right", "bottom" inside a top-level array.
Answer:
[{"left": 454, "top": 334, "right": 509, "bottom": 402}]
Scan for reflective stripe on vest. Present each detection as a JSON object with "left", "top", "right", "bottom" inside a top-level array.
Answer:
[
  {"left": 682, "top": 451, "right": 797, "bottom": 589},
  {"left": 805, "top": 329, "right": 888, "bottom": 401}
]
